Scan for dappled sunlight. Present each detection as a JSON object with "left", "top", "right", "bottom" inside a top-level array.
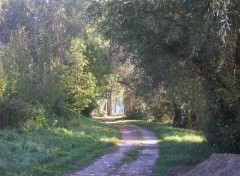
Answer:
[
  {"left": 118, "top": 139, "right": 160, "bottom": 147},
  {"left": 99, "top": 137, "right": 119, "bottom": 143},
  {"left": 52, "top": 127, "right": 74, "bottom": 136},
  {"left": 129, "top": 120, "right": 215, "bottom": 175},
  {"left": 68, "top": 121, "right": 159, "bottom": 176},
  {"left": 164, "top": 135, "right": 205, "bottom": 143}
]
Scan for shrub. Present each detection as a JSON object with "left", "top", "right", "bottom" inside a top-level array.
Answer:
[
  {"left": 204, "top": 98, "right": 240, "bottom": 153},
  {"left": 0, "top": 99, "right": 48, "bottom": 129},
  {"left": 125, "top": 109, "right": 148, "bottom": 119},
  {"left": 52, "top": 99, "right": 71, "bottom": 118},
  {"left": 82, "top": 101, "right": 98, "bottom": 116}
]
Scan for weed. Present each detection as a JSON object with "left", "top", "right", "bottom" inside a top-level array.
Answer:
[
  {"left": 109, "top": 147, "right": 143, "bottom": 175},
  {"left": 121, "top": 147, "right": 142, "bottom": 163}
]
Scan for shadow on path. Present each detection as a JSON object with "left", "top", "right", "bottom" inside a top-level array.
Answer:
[{"left": 67, "top": 117, "right": 160, "bottom": 176}]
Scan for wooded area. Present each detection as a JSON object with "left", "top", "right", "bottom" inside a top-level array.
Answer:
[
  {"left": 0, "top": 0, "right": 240, "bottom": 158},
  {"left": 90, "top": 0, "right": 240, "bottom": 153}
]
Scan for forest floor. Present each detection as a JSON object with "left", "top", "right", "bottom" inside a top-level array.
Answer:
[{"left": 67, "top": 117, "right": 160, "bottom": 176}]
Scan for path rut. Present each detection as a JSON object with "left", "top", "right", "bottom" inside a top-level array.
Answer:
[{"left": 68, "top": 121, "right": 159, "bottom": 176}]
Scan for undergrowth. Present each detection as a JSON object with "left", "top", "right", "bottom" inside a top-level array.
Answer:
[
  {"left": 128, "top": 120, "right": 215, "bottom": 176},
  {"left": 0, "top": 117, "right": 120, "bottom": 176}
]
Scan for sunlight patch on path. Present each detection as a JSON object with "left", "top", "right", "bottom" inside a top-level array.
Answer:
[{"left": 67, "top": 119, "right": 159, "bottom": 176}]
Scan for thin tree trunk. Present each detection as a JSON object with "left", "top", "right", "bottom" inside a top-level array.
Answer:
[
  {"left": 107, "top": 89, "right": 112, "bottom": 115},
  {"left": 172, "top": 99, "right": 182, "bottom": 127},
  {"left": 234, "top": 32, "right": 240, "bottom": 78}
]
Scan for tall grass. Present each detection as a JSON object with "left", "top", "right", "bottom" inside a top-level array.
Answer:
[
  {"left": 0, "top": 117, "right": 120, "bottom": 176},
  {"left": 129, "top": 120, "right": 215, "bottom": 176}
]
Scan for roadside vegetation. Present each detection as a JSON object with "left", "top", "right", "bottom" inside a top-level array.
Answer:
[
  {"left": 0, "top": 0, "right": 240, "bottom": 175},
  {"left": 0, "top": 117, "right": 120, "bottom": 176},
  {"left": 129, "top": 120, "right": 215, "bottom": 176},
  {"left": 0, "top": 2, "right": 120, "bottom": 174}
]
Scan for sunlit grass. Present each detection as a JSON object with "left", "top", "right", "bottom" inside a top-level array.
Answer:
[
  {"left": 0, "top": 117, "right": 120, "bottom": 176},
  {"left": 128, "top": 120, "right": 215, "bottom": 176},
  {"left": 164, "top": 134, "right": 204, "bottom": 143},
  {"left": 99, "top": 137, "right": 119, "bottom": 142}
]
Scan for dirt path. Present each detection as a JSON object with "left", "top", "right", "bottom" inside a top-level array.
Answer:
[{"left": 68, "top": 120, "right": 159, "bottom": 176}]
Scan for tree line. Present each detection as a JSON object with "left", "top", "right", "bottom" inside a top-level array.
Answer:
[
  {"left": 0, "top": 0, "right": 240, "bottom": 153},
  {"left": 0, "top": 0, "right": 111, "bottom": 127}
]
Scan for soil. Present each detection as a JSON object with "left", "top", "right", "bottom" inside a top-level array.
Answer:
[
  {"left": 170, "top": 165, "right": 195, "bottom": 175},
  {"left": 67, "top": 118, "right": 159, "bottom": 176},
  {"left": 175, "top": 153, "right": 240, "bottom": 176}
]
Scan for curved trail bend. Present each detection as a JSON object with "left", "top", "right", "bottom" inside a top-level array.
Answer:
[{"left": 68, "top": 119, "right": 159, "bottom": 176}]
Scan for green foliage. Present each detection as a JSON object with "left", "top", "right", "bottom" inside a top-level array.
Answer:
[
  {"left": 119, "top": 147, "right": 141, "bottom": 164},
  {"left": 0, "top": 0, "right": 111, "bottom": 123},
  {"left": 204, "top": 97, "right": 240, "bottom": 153},
  {"left": 91, "top": 0, "right": 240, "bottom": 152},
  {"left": 62, "top": 37, "right": 97, "bottom": 112},
  {"left": 0, "top": 14, "right": 64, "bottom": 106},
  {"left": 125, "top": 109, "right": 147, "bottom": 120},
  {"left": 0, "top": 99, "right": 48, "bottom": 129},
  {"left": 0, "top": 61, "right": 6, "bottom": 100},
  {"left": 142, "top": 88, "right": 172, "bottom": 123}
]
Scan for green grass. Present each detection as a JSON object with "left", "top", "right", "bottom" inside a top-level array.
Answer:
[
  {"left": 109, "top": 147, "right": 142, "bottom": 175},
  {"left": 128, "top": 120, "right": 215, "bottom": 176},
  {"left": 121, "top": 147, "right": 142, "bottom": 164},
  {"left": 0, "top": 117, "right": 120, "bottom": 176}
]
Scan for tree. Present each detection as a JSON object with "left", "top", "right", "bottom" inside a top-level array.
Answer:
[
  {"left": 62, "top": 38, "right": 97, "bottom": 113},
  {"left": 90, "top": 0, "right": 240, "bottom": 151},
  {"left": 0, "top": 0, "right": 111, "bottom": 127}
]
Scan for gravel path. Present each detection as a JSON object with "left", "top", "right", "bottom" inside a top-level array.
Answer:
[{"left": 68, "top": 120, "right": 159, "bottom": 176}]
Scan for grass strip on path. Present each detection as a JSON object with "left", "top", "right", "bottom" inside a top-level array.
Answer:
[
  {"left": 128, "top": 120, "right": 215, "bottom": 176},
  {"left": 0, "top": 117, "right": 120, "bottom": 176}
]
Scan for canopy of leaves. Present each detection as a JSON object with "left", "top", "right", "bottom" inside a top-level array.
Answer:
[
  {"left": 90, "top": 0, "right": 240, "bottom": 152},
  {"left": 0, "top": 0, "right": 111, "bottom": 125}
]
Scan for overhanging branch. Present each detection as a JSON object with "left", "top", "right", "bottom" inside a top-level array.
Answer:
[{"left": 117, "top": 80, "right": 136, "bottom": 92}]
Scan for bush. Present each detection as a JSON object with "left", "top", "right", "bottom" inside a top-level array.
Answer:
[
  {"left": 0, "top": 99, "right": 48, "bottom": 129},
  {"left": 82, "top": 102, "right": 98, "bottom": 116},
  {"left": 204, "top": 98, "right": 240, "bottom": 153},
  {"left": 52, "top": 99, "right": 72, "bottom": 118},
  {"left": 125, "top": 109, "right": 147, "bottom": 119}
]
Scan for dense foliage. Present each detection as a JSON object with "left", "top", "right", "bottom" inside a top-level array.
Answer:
[
  {"left": 0, "top": 0, "right": 110, "bottom": 127},
  {"left": 1, "top": 0, "right": 240, "bottom": 154},
  {"left": 90, "top": 0, "right": 240, "bottom": 152}
]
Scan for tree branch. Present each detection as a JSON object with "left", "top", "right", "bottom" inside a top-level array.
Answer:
[{"left": 117, "top": 80, "right": 136, "bottom": 92}]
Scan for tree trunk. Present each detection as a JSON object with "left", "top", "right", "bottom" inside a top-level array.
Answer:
[
  {"left": 235, "top": 32, "right": 240, "bottom": 66},
  {"left": 233, "top": 32, "right": 240, "bottom": 78},
  {"left": 172, "top": 99, "right": 182, "bottom": 127},
  {"left": 107, "top": 90, "right": 112, "bottom": 115}
]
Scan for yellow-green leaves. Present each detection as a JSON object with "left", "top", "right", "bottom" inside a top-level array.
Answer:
[{"left": 62, "top": 37, "right": 97, "bottom": 112}]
